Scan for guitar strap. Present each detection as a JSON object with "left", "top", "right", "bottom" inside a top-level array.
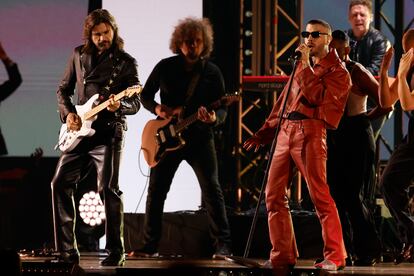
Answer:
[{"left": 183, "top": 59, "right": 206, "bottom": 107}]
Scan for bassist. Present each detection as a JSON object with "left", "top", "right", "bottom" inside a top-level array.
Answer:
[{"left": 132, "top": 17, "right": 232, "bottom": 258}]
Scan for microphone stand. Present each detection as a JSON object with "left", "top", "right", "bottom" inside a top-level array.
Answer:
[{"left": 226, "top": 56, "right": 301, "bottom": 267}]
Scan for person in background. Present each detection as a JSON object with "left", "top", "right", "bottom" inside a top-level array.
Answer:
[
  {"left": 244, "top": 19, "right": 350, "bottom": 272},
  {"left": 51, "top": 9, "right": 140, "bottom": 266},
  {"left": 347, "top": 0, "right": 389, "bottom": 77},
  {"left": 328, "top": 29, "right": 385, "bottom": 266},
  {"left": 0, "top": 42, "right": 22, "bottom": 155},
  {"left": 130, "top": 17, "right": 232, "bottom": 259},
  {"left": 378, "top": 28, "right": 414, "bottom": 264},
  {"left": 346, "top": 0, "right": 391, "bottom": 234}
]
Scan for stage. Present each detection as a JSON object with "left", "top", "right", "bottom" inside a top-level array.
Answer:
[{"left": 19, "top": 253, "right": 414, "bottom": 275}]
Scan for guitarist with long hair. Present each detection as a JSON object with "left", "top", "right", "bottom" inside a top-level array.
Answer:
[
  {"left": 51, "top": 9, "right": 140, "bottom": 266},
  {"left": 131, "top": 17, "right": 232, "bottom": 259}
]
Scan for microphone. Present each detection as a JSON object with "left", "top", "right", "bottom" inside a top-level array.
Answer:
[{"left": 291, "top": 51, "right": 301, "bottom": 60}]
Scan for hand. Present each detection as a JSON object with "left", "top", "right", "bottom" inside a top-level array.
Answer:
[
  {"left": 107, "top": 94, "right": 121, "bottom": 112},
  {"left": 197, "top": 106, "right": 216, "bottom": 124},
  {"left": 66, "top": 112, "right": 82, "bottom": 131},
  {"left": 155, "top": 104, "right": 174, "bottom": 119},
  {"left": 380, "top": 47, "right": 394, "bottom": 76},
  {"left": 0, "top": 42, "right": 13, "bottom": 66},
  {"left": 243, "top": 135, "right": 263, "bottom": 152},
  {"left": 295, "top": 43, "right": 310, "bottom": 66},
  {"left": 398, "top": 48, "right": 414, "bottom": 78},
  {"left": 0, "top": 42, "right": 7, "bottom": 60}
]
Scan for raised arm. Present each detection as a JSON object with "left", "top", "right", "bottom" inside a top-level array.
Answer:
[
  {"left": 379, "top": 47, "right": 399, "bottom": 108},
  {"left": 397, "top": 48, "right": 414, "bottom": 111}
]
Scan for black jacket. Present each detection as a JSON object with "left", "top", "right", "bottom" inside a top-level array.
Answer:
[
  {"left": 57, "top": 45, "right": 140, "bottom": 133},
  {"left": 140, "top": 55, "right": 227, "bottom": 140},
  {"left": 347, "top": 27, "right": 389, "bottom": 76}
]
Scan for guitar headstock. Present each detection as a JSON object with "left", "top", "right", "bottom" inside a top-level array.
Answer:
[{"left": 125, "top": 84, "right": 143, "bottom": 97}]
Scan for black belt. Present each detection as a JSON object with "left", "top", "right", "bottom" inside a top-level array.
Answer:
[{"left": 285, "top": 111, "right": 309, "bottom": 120}]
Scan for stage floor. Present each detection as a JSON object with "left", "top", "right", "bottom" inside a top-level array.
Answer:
[{"left": 19, "top": 253, "right": 414, "bottom": 275}]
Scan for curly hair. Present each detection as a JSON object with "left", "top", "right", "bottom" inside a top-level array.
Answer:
[
  {"left": 82, "top": 9, "right": 124, "bottom": 54},
  {"left": 169, "top": 17, "right": 214, "bottom": 58}
]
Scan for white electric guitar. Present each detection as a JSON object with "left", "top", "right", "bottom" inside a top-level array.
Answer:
[{"left": 56, "top": 85, "right": 142, "bottom": 153}]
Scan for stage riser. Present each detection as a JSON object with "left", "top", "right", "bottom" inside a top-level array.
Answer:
[{"left": 124, "top": 212, "right": 323, "bottom": 259}]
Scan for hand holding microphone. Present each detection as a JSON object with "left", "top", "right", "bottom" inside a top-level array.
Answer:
[{"left": 293, "top": 43, "right": 311, "bottom": 67}]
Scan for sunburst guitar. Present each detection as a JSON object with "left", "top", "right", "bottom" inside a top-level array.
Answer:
[{"left": 141, "top": 93, "right": 239, "bottom": 167}]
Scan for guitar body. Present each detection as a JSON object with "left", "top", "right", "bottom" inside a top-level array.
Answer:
[
  {"left": 140, "top": 93, "right": 239, "bottom": 167},
  {"left": 141, "top": 118, "right": 186, "bottom": 168},
  {"left": 56, "top": 85, "right": 142, "bottom": 153},
  {"left": 57, "top": 95, "right": 99, "bottom": 153}
]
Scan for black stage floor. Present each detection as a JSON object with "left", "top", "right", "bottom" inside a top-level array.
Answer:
[{"left": 19, "top": 253, "right": 414, "bottom": 276}]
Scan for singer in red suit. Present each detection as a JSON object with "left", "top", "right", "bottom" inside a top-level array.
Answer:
[{"left": 244, "top": 19, "right": 351, "bottom": 272}]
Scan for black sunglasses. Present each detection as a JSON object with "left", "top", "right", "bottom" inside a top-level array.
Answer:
[{"left": 301, "top": 31, "right": 329, "bottom": 38}]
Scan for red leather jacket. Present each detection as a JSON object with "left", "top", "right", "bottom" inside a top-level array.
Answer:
[{"left": 255, "top": 49, "right": 351, "bottom": 144}]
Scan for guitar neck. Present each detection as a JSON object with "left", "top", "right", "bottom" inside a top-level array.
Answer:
[
  {"left": 175, "top": 113, "right": 198, "bottom": 133},
  {"left": 173, "top": 94, "right": 238, "bottom": 133},
  {"left": 84, "top": 91, "right": 126, "bottom": 120}
]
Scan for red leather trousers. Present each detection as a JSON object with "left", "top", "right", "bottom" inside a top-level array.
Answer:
[{"left": 265, "top": 119, "right": 346, "bottom": 265}]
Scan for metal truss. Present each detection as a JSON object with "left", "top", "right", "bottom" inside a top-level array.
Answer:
[{"left": 236, "top": 0, "right": 303, "bottom": 210}]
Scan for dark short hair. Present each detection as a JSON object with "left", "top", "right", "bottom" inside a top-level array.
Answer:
[
  {"left": 169, "top": 17, "right": 214, "bottom": 58},
  {"left": 307, "top": 19, "right": 332, "bottom": 34},
  {"left": 332, "top": 30, "right": 350, "bottom": 45},
  {"left": 349, "top": 0, "right": 372, "bottom": 14},
  {"left": 82, "top": 9, "right": 124, "bottom": 54}
]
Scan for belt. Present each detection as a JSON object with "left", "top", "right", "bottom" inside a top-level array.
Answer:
[{"left": 285, "top": 111, "right": 309, "bottom": 120}]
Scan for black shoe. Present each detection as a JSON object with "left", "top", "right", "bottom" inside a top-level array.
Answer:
[
  {"left": 353, "top": 257, "right": 378, "bottom": 266},
  {"left": 100, "top": 252, "right": 125, "bottom": 266},
  {"left": 58, "top": 249, "right": 80, "bottom": 264},
  {"left": 345, "top": 256, "right": 353, "bottom": 266},
  {"left": 212, "top": 243, "right": 232, "bottom": 259},
  {"left": 394, "top": 243, "right": 413, "bottom": 265}
]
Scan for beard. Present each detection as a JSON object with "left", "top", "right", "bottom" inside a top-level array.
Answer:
[{"left": 97, "top": 41, "right": 110, "bottom": 52}]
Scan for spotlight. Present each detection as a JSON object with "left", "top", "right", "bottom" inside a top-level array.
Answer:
[
  {"left": 245, "top": 11, "right": 253, "bottom": 17},
  {"left": 244, "top": 30, "right": 253, "bottom": 37},
  {"left": 78, "top": 191, "right": 105, "bottom": 227},
  {"left": 244, "top": 68, "right": 252, "bottom": 75},
  {"left": 244, "top": 49, "right": 253, "bottom": 56}
]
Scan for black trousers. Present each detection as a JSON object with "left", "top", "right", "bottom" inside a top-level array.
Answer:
[
  {"left": 327, "top": 114, "right": 381, "bottom": 259},
  {"left": 381, "top": 141, "right": 414, "bottom": 245},
  {"left": 141, "top": 137, "right": 231, "bottom": 251},
  {"left": 51, "top": 135, "right": 124, "bottom": 253}
]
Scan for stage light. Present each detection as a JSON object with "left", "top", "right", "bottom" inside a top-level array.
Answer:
[
  {"left": 244, "top": 30, "right": 253, "bottom": 37},
  {"left": 78, "top": 191, "right": 105, "bottom": 227},
  {"left": 244, "top": 68, "right": 252, "bottom": 75},
  {"left": 244, "top": 49, "right": 253, "bottom": 56}
]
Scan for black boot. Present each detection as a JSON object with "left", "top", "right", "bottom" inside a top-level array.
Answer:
[
  {"left": 100, "top": 251, "right": 125, "bottom": 266},
  {"left": 58, "top": 249, "right": 80, "bottom": 264},
  {"left": 394, "top": 243, "right": 413, "bottom": 265}
]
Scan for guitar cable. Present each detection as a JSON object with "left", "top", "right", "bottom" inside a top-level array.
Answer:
[{"left": 134, "top": 148, "right": 151, "bottom": 213}]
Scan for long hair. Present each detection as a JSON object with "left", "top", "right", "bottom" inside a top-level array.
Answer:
[
  {"left": 82, "top": 9, "right": 124, "bottom": 54},
  {"left": 169, "top": 17, "right": 214, "bottom": 58}
]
